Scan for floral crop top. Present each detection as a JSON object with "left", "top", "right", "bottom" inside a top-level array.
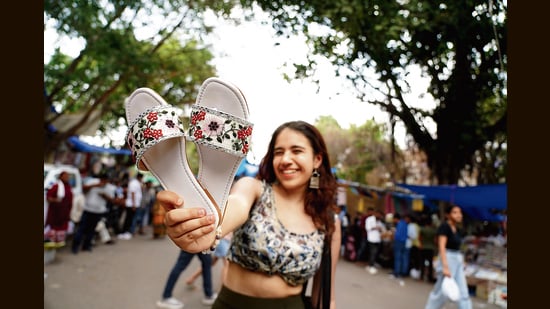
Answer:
[{"left": 227, "top": 182, "right": 326, "bottom": 286}]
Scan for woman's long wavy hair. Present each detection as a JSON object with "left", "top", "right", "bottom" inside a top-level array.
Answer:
[{"left": 257, "top": 121, "right": 339, "bottom": 236}]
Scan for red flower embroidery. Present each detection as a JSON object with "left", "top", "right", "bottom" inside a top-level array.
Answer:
[
  {"left": 147, "top": 112, "right": 158, "bottom": 122},
  {"left": 191, "top": 111, "right": 206, "bottom": 125}
]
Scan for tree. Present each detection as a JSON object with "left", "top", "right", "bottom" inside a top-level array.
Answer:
[
  {"left": 315, "top": 115, "right": 404, "bottom": 186},
  {"left": 43, "top": 0, "right": 237, "bottom": 162},
  {"left": 241, "top": 0, "right": 507, "bottom": 185}
]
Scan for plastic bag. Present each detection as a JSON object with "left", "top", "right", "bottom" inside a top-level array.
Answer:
[
  {"left": 442, "top": 276, "right": 460, "bottom": 302},
  {"left": 410, "top": 268, "right": 420, "bottom": 279}
]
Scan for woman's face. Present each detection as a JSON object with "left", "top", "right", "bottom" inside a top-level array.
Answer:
[
  {"left": 272, "top": 128, "right": 321, "bottom": 190},
  {"left": 448, "top": 206, "right": 463, "bottom": 223}
]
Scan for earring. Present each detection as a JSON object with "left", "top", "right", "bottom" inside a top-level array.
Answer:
[{"left": 309, "top": 168, "right": 320, "bottom": 189}]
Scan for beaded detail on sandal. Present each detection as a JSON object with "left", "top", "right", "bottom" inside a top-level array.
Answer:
[
  {"left": 126, "top": 105, "right": 185, "bottom": 171},
  {"left": 187, "top": 105, "right": 253, "bottom": 157}
]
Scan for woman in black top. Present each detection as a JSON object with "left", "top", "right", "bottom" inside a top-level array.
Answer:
[{"left": 424, "top": 205, "right": 472, "bottom": 309}]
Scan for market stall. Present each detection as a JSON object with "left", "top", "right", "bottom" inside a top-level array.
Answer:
[{"left": 397, "top": 183, "right": 507, "bottom": 308}]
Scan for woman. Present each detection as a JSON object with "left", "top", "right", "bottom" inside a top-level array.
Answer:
[
  {"left": 425, "top": 205, "right": 472, "bottom": 309},
  {"left": 158, "top": 120, "right": 341, "bottom": 309},
  {"left": 45, "top": 171, "right": 74, "bottom": 244}
]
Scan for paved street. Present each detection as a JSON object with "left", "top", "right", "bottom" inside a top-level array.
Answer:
[{"left": 44, "top": 228, "right": 502, "bottom": 309}]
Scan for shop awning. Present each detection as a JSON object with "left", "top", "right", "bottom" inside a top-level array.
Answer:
[
  {"left": 67, "top": 136, "right": 132, "bottom": 156},
  {"left": 235, "top": 158, "right": 259, "bottom": 178},
  {"left": 396, "top": 183, "right": 507, "bottom": 222}
]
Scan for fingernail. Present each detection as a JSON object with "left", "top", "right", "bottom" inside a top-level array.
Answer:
[{"left": 176, "top": 198, "right": 183, "bottom": 206}]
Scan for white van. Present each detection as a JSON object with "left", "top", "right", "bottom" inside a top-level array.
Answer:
[{"left": 43, "top": 163, "right": 84, "bottom": 229}]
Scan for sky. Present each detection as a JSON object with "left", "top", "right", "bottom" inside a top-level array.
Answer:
[{"left": 44, "top": 8, "right": 436, "bottom": 164}]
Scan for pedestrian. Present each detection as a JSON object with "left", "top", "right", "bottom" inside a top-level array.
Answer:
[
  {"left": 408, "top": 214, "right": 422, "bottom": 279},
  {"left": 355, "top": 211, "right": 370, "bottom": 262},
  {"left": 156, "top": 250, "right": 217, "bottom": 308},
  {"left": 365, "top": 208, "right": 385, "bottom": 274},
  {"left": 131, "top": 179, "right": 155, "bottom": 235},
  {"left": 105, "top": 178, "right": 126, "bottom": 237},
  {"left": 45, "top": 171, "right": 74, "bottom": 244},
  {"left": 71, "top": 173, "right": 115, "bottom": 254},
  {"left": 117, "top": 173, "right": 143, "bottom": 240},
  {"left": 157, "top": 120, "right": 341, "bottom": 308},
  {"left": 185, "top": 232, "right": 233, "bottom": 291},
  {"left": 424, "top": 204, "right": 472, "bottom": 309},
  {"left": 419, "top": 214, "right": 437, "bottom": 283},
  {"left": 390, "top": 213, "right": 409, "bottom": 286}
]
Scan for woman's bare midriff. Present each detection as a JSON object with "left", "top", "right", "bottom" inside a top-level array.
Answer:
[{"left": 223, "top": 262, "right": 303, "bottom": 297}]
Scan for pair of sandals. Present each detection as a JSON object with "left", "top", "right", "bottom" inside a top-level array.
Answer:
[{"left": 125, "top": 77, "right": 253, "bottom": 230}]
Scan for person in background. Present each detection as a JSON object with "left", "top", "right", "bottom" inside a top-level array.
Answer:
[
  {"left": 71, "top": 173, "right": 115, "bottom": 254},
  {"left": 364, "top": 207, "right": 381, "bottom": 274},
  {"left": 338, "top": 205, "right": 349, "bottom": 256},
  {"left": 407, "top": 214, "right": 422, "bottom": 279},
  {"left": 156, "top": 120, "right": 341, "bottom": 309},
  {"left": 186, "top": 232, "right": 233, "bottom": 291},
  {"left": 105, "top": 177, "right": 126, "bottom": 238},
  {"left": 143, "top": 182, "right": 157, "bottom": 226},
  {"left": 152, "top": 191, "right": 167, "bottom": 239},
  {"left": 156, "top": 250, "right": 217, "bottom": 308},
  {"left": 365, "top": 209, "right": 386, "bottom": 274},
  {"left": 390, "top": 213, "right": 409, "bottom": 286},
  {"left": 419, "top": 214, "right": 437, "bottom": 283},
  {"left": 424, "top": 205, "right": 472, "bottom": 309},
  {"left": 345, "top": 216, "right": 363, "bottom": 262},
  {"left": 45, "top": 171, "right": 74, "bottom": 244},
  {"left": 355, "top": 211, "right": 370, "bottom": 263},
  {"left": 131, "top": 179, "right": 155, "bottom": 236},
  {"left": 118, "top": 173, "right": 143, "bottom": 240}
]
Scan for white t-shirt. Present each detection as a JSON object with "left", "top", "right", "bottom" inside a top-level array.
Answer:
[
  {"left": 83, "top": 178, "right": 115, "bottom": 214},
  {"left": 125, "top": 178, "right": 143, "bottom": 208},
  {"left": 366, "top": 215, "right": 381, "bottom": 243},
  {"left": 406, "top": 222, "right": 419, "bottom": 248}
]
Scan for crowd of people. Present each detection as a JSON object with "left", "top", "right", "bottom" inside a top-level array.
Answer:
[
  {"left": 342, "top": 207, "right": 439, "bottom": 284},
  {"left": 44, "top": 163, "right": 232, "bottom": 308},
  {"left": 44, "top": 165, "right": 161, "bottom": 251}
]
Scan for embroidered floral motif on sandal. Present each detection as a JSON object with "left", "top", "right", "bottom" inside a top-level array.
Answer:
[
  {"left": 126, "top": 105, "right": 185, "bottom": 169},
  {"left": 187, "top": 105, "right": 253, "bottom": 156}
]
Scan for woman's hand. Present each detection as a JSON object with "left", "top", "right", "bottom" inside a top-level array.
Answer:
[
  {"left": 442, "top": 266, "right": 451, "bottom": 277},
  {"left": 157, "top": 190, "right": 217, "bottom": 253}
]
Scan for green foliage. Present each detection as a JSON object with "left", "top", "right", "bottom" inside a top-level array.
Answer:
[
  {"left": 315, "top": 115, "right": 397, "bottom": 185},
  {"left": 44, "top": 0, "right": 237, "bottom": 161},
  {"left": 243, "top": 0, "right": 507, "bottom": 184}
]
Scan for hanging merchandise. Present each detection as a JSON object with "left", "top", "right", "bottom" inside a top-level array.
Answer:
[
  {"left": 357, "top": 198, "right": 365, "bottom": 213},
  {"left": 412, "top": 198, "right": 424, "bottom": 211}
]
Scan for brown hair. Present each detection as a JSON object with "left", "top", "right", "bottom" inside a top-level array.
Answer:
[{"left": 257, "top": 121, "right": 338, "bottom": 235}]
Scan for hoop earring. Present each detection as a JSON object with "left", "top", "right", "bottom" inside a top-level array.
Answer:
[{"left": 309, "top": 168, "right": 320, "bottom": 189}]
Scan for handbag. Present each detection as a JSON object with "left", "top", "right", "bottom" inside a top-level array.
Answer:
[{"left": 301, "top": 234, "right": 332, "bottom": 309}]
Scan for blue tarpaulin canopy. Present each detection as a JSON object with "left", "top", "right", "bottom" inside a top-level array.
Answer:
[
  {"left": 235, "top": 158, "right": 259, "bottom": 178},
  {"left": 46, "top": 104, "right": 132, "bottom": 156},
  {"left": 396, "top": 183, "right": 507, "bottom": 222},
  {"left": 67, "top": 136, "right": 132, "bottom": 156}
]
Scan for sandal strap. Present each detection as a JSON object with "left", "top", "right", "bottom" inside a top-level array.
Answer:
[
  {"left": 187, "top": 105, "right": 253, "bottom": 157},
  {"left": 126, "top": 105, "right": 185, "bottom": 171}
]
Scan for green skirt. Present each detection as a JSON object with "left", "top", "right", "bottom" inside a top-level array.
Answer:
[{"left": 212, "top": 285, "right": 305, "bottom": 309}]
